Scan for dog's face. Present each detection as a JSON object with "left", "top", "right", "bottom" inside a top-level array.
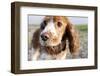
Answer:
[{"left": 40, "top": 16, "right": 68, "bottom": 46}]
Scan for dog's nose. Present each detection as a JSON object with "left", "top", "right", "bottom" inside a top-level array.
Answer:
[{"left": 41, "top": 33, "right": 49, "bottom": 41}]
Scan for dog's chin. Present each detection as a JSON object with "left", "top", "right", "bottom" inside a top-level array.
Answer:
[{"left": 45, "top": 43, "right": 60, "bottom": 46}]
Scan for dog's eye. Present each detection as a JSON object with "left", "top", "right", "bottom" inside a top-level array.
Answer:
[
  {"left": 57, "top": 22, "right": 62, "bottom": 27},
  {"left": 41, "top": 21, "right": 47, "bottom": 30},
  {"left": 43, "top": 21, "right": 47, "bottom": 25}
]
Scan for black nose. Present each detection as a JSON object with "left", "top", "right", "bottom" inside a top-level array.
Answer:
[{"left": 41, "top": 34, "right": 49, "bottom": 41}]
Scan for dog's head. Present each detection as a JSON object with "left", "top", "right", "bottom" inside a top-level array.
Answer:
[
  {"left": 39, "top": 16, "right": 80, "bottom": 55},
  {"left": 31, "top": 16, "right": 80, "bottom": 57},
  {"left": 40, "top": 16, "right": 69, "bottom": 46}
]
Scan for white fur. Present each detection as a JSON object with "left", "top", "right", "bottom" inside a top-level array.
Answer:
[
  {"left": 32, "top": 48, "right": 40, "bottom": 60},
  {"left": 41, "top": 17, "right": 57, "bottom": 37},
  {"left": 40, "top": 17, "right": 60, "bottom": 46}
]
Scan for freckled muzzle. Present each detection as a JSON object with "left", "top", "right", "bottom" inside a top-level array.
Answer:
[
  {"left": 41, "top": 32, "right": 49, "bottom": 41},
  {"left": 40, "top": 32, "right": 60, "bottom": 46}
]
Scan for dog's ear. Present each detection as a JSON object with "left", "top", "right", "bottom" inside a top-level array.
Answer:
[
  {"left": 65, "top": 21, "right": 80, "bottom": 57},
  {"left": 32, "top": 29, "right": 40, "bottom": 49}
]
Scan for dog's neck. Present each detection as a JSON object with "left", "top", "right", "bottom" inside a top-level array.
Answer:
[{"left": 43, "top": 41, "right": 66, "bottom": 55}]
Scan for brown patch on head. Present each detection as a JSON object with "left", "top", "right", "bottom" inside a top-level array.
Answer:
[
  {"left": 53, "top": 16, "right": 69, "bottom": 41},
  {"left": 53, "top": 16, "right": 68, "bottom": 41},
  {"left": 53, "top": 16, "right": 68, "bottom": 23}
]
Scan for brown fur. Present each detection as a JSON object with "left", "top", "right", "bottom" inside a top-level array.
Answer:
[
  {"left": 32, "top": 16, "right": 80, "bottom": 59},
  {"left": 32, "top": 29, "right": 40, "bottom": 49},
  {"left": 43, "top": 41, "right": 66, "bottom": 55},
  {"left": 66, "top": 21, "right": 80, "bottom": 56}
]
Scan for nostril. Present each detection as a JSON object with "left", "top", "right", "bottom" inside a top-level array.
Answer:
[{"left": 41, "top": 34, "right": 48, "bottom": 41}]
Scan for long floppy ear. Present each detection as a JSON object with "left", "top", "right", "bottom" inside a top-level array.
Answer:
[
  {"left": 32, "top": 29, "right": 40, "bottom": 49},
  {"left": 66, "top": 21, "right": 80, "bottom": 57}
]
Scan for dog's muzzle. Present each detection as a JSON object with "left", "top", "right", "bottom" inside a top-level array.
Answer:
[{"left": 41, "top": 32, "right": 49, "bottom": 41}]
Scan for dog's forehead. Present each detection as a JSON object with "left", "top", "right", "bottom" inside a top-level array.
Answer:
[
  {"left": 44, "top": 16, "right": 68, "bottom": 23},
  {"left": 54, "top": 16, "right": 63, "bottom": 21}
]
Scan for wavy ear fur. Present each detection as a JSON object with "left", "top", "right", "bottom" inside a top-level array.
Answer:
[
  {"left": 65, "top": 21, "right": 80, "bottom": 57},
  {"left": 32, "top": 29, "right": 40, "bottom": 49}
]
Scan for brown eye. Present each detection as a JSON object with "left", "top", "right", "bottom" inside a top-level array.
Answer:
[{"left": 57, "top": 22, "right": 62, "bottom": 27}]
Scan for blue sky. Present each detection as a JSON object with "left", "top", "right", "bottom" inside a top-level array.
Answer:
[{"left": 28, "top": 15, "right": 88, "bottom": 25}]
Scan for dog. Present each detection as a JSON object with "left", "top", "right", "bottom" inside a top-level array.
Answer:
[{"left": 30, "top": 16, "right": 80, "bottom": 60}]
